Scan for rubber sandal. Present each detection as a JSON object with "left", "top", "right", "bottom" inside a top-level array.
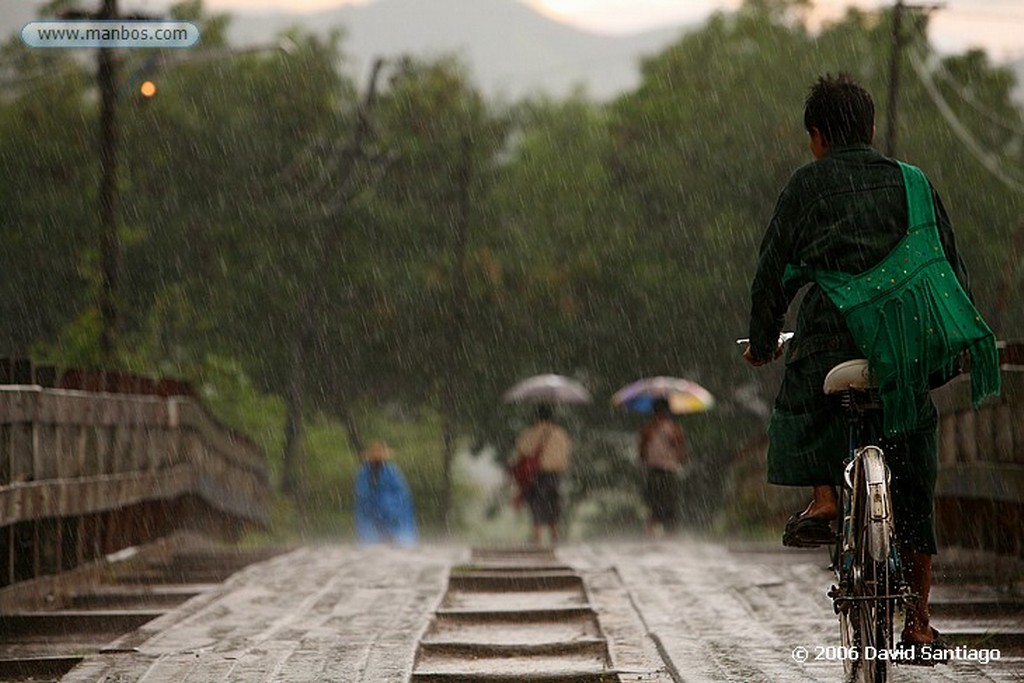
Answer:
[
  {"left": 896, "top": 627, "right": 952, "bottom": 666},
  {"left": 784, "top": 510, "right": 805, "bottom": 532},
  {"left": 782, "top": 515, "right": 834, "bottom": 548}
]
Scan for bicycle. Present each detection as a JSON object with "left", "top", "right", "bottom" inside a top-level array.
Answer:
[
  {"left": 822, "top": 358, "right": 914, "bottom": 683},
  {"left": 738, "top": 336, "right": 915, "bottom": 683}
]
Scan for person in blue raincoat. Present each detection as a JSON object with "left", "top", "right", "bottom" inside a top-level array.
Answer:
[{"left": 354, "top": 440, "right": 418, "bottom": 546}]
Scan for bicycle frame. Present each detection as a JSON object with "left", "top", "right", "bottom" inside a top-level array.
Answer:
[{"left": 828, "top": 388, "right": 916, "bottom": 683}]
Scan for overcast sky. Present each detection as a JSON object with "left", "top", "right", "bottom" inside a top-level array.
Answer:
[
  {"left": 184, "top": 0, "right": 1023, "bottom": 60},
  {"left": 6, "top": 0, "right": 1022, "bottom": 61}
]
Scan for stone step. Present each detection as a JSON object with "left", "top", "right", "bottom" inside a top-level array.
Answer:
[
  {"left": 0, "top": 655, "right": 83, "bottom": 681},
  {"left": 417, "top": 638, "right": 609, "bottom": 658},
  {"left": 0, "top": 610, "right": 163, "bottom": 639},
  {"left": 442, "top": 588, "right": 586, "bottom": 611},
  {"left": 69, "top": 584, "right": 212, "bottom": 610},
  {"left": 410, "top": 650, "right": 618, "bottom": 682},
  {"left": 447, "top": 571, "right": 583, "bottom": 592},
  {"left": 930, "top": 597, "right": 1024, "bottom": 619}
]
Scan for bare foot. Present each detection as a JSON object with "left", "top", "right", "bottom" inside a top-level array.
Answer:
[
  {"left": 798, "top": 499, "right": 838, "bottom": 521},
  {"left": 901, "top": 627, "right": 934, "bottom": 644},
  {"left": 798, "top": 485, "right": 838, "bottom": 521}
]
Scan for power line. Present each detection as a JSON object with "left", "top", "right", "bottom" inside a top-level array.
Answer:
[
  {"left": 926, "top": 55, "right": 1024, "bottom": 136},
  {"left": 0, "top": 60, "right": 82, "bottom": 88},
  {"left": 884, "top": 1, "right": 945, "bottom": 157},
  {"left": 0, "top": 63, "right": 85, "bottom": 101},
  {"left": 909, "top": 48, "right": 1024, "bottom": 195}
]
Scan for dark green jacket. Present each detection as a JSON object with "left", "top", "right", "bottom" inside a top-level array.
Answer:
[{"left": 748, "top": 144, "right": 970, "bottom": 365}]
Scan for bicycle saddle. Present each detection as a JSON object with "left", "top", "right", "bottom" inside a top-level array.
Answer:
[{"left": 823, "top": 359, "right": 878, "bottom": 394}]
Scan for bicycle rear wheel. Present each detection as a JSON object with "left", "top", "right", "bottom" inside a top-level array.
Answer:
[{"left": 837, "top": 449, "right": 896, "bottom": 683}]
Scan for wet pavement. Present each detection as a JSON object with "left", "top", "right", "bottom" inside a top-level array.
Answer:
[
  {"left": 54, "top": 536, "right": 1022, "bottom": 682},
  {"left": 564, "top": 540, "right": 1023, "bottom": 682}
]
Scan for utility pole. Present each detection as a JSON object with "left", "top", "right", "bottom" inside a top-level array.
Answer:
[
  {"left": 60, "top": 0, "right": 152, "bottom": 366},
  {"left": 883, "top": 0, "right": 944, "bottom": 157},
  {"left": 96, "top": 0, "right": 119, "bottom": 366},
  {"left": 883, "top": 1, "right": 905, "bottom": 157}
]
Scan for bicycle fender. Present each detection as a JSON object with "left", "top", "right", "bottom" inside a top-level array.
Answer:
[{"left": 858, "top": 445, "right": 892, "bottom": 563}]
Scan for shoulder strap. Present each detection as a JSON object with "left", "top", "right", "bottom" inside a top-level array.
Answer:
[
  {"left": 900, "top": 161, "right": 936, "bottom": 230},
  {"left": 785, "top": 162, "right": 1000, "bottom": 433}
]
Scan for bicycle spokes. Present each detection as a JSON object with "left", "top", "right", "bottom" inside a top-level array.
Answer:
[{"left": 831, "top": 445, "right": 907, "bottom": 683}]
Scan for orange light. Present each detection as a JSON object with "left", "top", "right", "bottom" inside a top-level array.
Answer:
[{"left": 139, "top": 80, "right": 157, "bottom": 98}]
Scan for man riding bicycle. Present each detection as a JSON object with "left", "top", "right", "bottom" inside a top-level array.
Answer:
[{"left": 743, "top": 73, "right": 1000, "bottom": 655}]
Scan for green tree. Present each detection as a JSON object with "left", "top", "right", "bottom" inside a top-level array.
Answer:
[
  {"left": 0, "top": 39, "right": 95, "bottom": 358},
  {"left": 370, "top": 56, "right": 511, "bottom": 529}
]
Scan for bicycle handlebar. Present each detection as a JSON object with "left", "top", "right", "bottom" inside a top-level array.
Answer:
[{"left": 735, "top": 332, "right": 794, "bottom": 346}]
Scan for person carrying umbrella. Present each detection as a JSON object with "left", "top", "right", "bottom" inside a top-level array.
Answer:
[
  {"left": 512, "top": 404, "right": 572, "bottom": 546},
  {"left": 638, "top": 397, "right": 688, "bottom": 537}
]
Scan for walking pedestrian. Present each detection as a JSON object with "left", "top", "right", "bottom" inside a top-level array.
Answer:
[
  {"left": 511, "top": 405, "right": 572, "bottom": 546},
  {"left": 638, "top": 398, "right": 688, "bottom": 537},
  {"left": 354, "top": 440, "right": 418, "bottom": 546}
]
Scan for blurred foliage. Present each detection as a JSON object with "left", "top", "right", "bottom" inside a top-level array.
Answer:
[{"left": 2, "top": 0, "right": 1022, "bottom": 539}]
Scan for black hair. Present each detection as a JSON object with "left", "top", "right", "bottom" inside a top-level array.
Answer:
[
  {"left": 803, "top": 72, "right": 875, "bottom": 147},
  {"left": 653, "top": 397, "right": 670, "bottom": 414},
  {"left": 536, "top": 404, "right": 553, "bottom": 421}
]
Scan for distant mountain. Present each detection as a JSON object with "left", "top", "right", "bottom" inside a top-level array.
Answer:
[
  {"left": 224, "top": 0, "right": 686, "bottom": 102},
  {"left": 1, "top": 0, "right": 689, "bottom": 101},
  {"left": 6, "top": 0, "right": 1020, "bottom": 104}
]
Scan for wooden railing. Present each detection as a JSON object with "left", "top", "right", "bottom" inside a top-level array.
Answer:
[
  {"left": 725, "top": 342, "right": 1024, "bottom": 558},
  {"left": 0, "top": 367, "right": 270, "bottom": 589},
  {"left": 933, "top": 342, "right": 1024, "bottom": 556}
]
